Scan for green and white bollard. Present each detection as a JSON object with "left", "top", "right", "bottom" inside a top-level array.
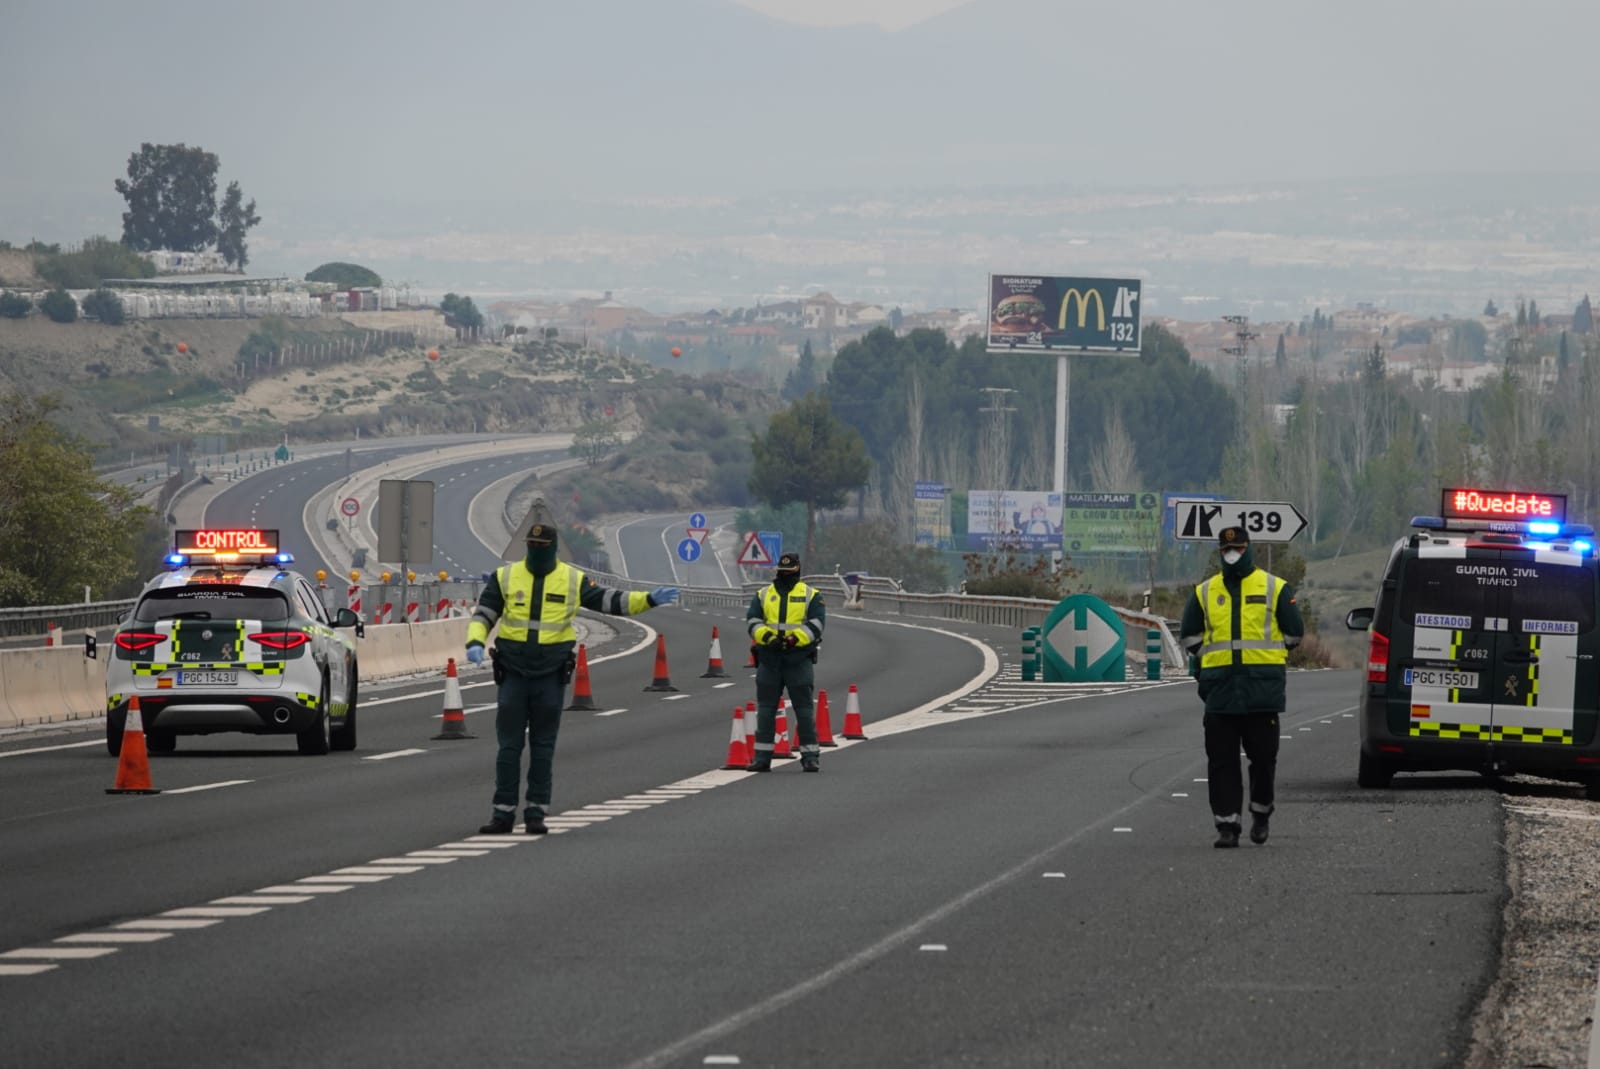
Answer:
[
  {"left": 1146, "top": 629, "right": 1162, "bottom": 681},
  {"left": 1021, "top": 627, "right": 1037, "bottom": 682}
]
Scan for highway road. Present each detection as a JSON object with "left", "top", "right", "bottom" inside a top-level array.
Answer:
[
  {"left": 1, "top": 603, "right": 1498, "bottom": 1068},
  {"left": 614, "top": 509, "right": 740, "bottom": 587}
]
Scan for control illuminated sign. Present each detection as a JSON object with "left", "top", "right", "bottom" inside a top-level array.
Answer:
[
  {"left": 1440, "top": 488, "right": 1566, "bottom": 526},
  {"left": 175, "top": 528, "right": 281, "bottom": 556}
]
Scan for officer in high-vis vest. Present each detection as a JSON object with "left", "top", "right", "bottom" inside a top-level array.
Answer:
[
  {"left": 745, "top": 552, "right": 826, "bottom": 772},
  {"left": 466, "top": 522, "right": 678, "bottom": 834},
  {"left": 1179, "top": 525, "right": 1304, "bottom": 849}
]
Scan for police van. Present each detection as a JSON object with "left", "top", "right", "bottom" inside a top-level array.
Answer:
[
  {"left": 1346, "top": 488, "right": 1600, "bottom": 798},
  {"left": 105, "top": 529, "right": 363, "bottom": 756}
]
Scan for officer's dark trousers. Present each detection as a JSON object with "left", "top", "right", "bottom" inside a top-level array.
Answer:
[
  {"left": 492, "top": 670, "right": 565, "bottom": 814},
  {"left": 753, "top": 654, "right": 817, "bottom": 755},
  {"left": 1203, "top": 711, "right": 1279, "bottom": 824}
]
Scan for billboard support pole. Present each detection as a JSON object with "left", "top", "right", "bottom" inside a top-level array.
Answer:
[{"left": 1054, "top": 354, "right": 1069, "bottom": 571}]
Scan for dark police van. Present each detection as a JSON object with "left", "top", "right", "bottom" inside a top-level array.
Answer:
[{"left": 1346, "top": 488, "right": 1600, "bottom": 799}]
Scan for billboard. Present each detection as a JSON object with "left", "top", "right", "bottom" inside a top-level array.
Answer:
[
  {"left": 966, "top": 490, "right": 1062, "bottom": 552},
  {"left": 1060, "top": 491, "right": 1162, "bottom": 555},
  {"left": 914, "top": 481, "right": 954, "bottom": 550},
  {"left": 986, "top": 274, "right": 1143, "bottom": 354}
]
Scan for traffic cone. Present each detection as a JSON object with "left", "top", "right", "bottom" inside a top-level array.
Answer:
[
  {"left": 744, "top": 700, "right": 756, "bottom": 753},
  {"left": 816, "top": 688, "right": 837, "bottom": 747},
  {"left": 745, "top": 641, "right": 758, "bottom": 668},
  {"left": 432, "top": 658, "right": 475, "bottom": 739},
  {"left": 774, "top": 698, "right": 796, "bottom": 759},
  {"left": 107, "top": 696, "right": 160, "bottom": 795},
  {"left": 721, "top": 706, "right": 750, "bottom": 770},
  {"left": 701, "top": 626, "right": 729, "bottom": 678},
  {"left": 643, "top": 634, "right": 678, "bottom": 692},
  {"left": 566, "top": 644, "right": 598, "bottom": 710},
  {"left": 841, "top": 684, "right": 867, "bottom": 740}
]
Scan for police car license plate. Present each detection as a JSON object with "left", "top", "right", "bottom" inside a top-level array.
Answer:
[
  {"left": 1403, "top": 668, "right": 1479, "bottom": 690},
  {"left": 176, "top": 670, "right": 236, "bottom": 686}
]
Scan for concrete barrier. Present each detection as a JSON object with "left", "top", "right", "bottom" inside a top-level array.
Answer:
[
  {"left": 0, "top": 648, "right": 107, "bottom": 728},
  {"left": 355, "top": 623, "right": 418, "bottom": 680}
]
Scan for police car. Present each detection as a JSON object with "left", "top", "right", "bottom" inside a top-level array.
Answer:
[
  {"left": 106, "top": 529, "right": 363, "bottom": 756},
  {"left": 1346, "top": 488, "right": 1600, "bottom": 798}
]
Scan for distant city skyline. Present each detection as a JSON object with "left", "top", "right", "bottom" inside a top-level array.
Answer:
[{"left": 734, "top": 0, "right": 968, "bottom": 29}]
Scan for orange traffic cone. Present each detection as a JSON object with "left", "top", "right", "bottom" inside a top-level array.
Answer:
[
  {"left": 433, "top": 657, "right": 476, "bottom": 739},
  {"left": 107, "top": 696, "right": 160, "bottom": 795},
  {"left": 744, "top": 700, "right": 756, "bottom": 753},
  {"left": 701, "top": 626, "right": 729, "bottom": 678},
  {"left": 566, "top": 643, "right": 598, "bottom": 710},
  {"left": 721, "top": 706, "right": 750, "bottom": 770},
  {"left": 745, "top": 641, "right": 758, "bottom": 668},
  {"left": 841, "top": 684, "right": 867, "bottom": 740},
  {"left": 643, "top": 634, "right": 677, "bottom": 692},
  {"left": 774, "top": 698, "right": 796, "bottom": 759},
  {"left": 816, "top": 688, "right": 837, "bottom": 747}
]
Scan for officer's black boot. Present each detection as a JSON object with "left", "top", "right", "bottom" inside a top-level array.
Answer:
[
  {"left": 1214, "top": 822, "right": 1241, "bottom": 849},
  {"left": 479, "top": 813, "right": 515, "bottom": 835},
  {"left": 1249, "top": 813, "right": 1270, "bottom": 845},
  {"left": 746, "top": 754, "right": 772, "bottom": 772},
  {"left": 524, "top": 808, "right": 548, "bottom": 835},
  {"left": 800, "top": 754, "right": 820, "bottom": 772}
]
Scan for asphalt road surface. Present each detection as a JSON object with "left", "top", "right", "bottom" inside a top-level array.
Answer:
[{"left": 3, "top": 600, "right": 1501, "bottom": 1068}]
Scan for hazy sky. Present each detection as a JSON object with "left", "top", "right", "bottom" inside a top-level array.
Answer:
[{"left": 735, "top": 0, "right": 968, "bottom": 28}]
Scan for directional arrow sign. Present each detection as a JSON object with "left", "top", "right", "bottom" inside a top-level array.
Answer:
[
  {"left": 676, "top": 537, "right": 702, "bottom": 564},
  {"left": 1170, "top": 498, "right": 1308, "bottom": 543},
  {"left": 1040, "top": 594, "right": 1126, "bottom": 682}
]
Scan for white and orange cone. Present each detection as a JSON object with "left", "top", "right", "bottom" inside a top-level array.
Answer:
[
  {"left": 774, "top": 698, "right": 796, "bottom": 759},
  {"left": 841, "top": 684, "right": 867, "bottom": 740},
  {"left": 107, "top": 696, "right": 160, "bottom": 795},
  {"left": 701, "top": 626, "right": 729, "bottom": 678},
  {"left": 721, "top": 706, "right": 750, "bottom": 770},
  {"left": 433, "top": 657, "right": 475, "bottom": 739}
]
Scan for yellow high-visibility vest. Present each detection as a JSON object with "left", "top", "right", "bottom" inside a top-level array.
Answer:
[
  {"left": 492, "top": 560, "right": 582, "bottom": 646},
  {"left": 760, "top": 581, "right": 816, "bottom": 647},
  {"left": 1196, "top": 570, "right": 1288, "bottom": 669}
]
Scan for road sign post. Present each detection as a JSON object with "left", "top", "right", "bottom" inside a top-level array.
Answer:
[{"left": 378, "top": 479, "right": 435, "bottom": 575}]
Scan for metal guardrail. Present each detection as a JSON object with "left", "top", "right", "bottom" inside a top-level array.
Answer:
[{"left": 0, "top": 600, "right": 136, "bottom": 638}]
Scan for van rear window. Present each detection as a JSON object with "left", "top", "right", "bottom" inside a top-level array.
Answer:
[{"left": 1403, "top": 557, "right": 1594, "bottom": 632}]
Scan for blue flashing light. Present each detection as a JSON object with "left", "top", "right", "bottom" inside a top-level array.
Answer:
[
  {"left": 1411, "top": 516, "right": 1446, "bottom": 530},
  {"left": 1575, "top": 540, "right": 1594, "bottom": 554},
  {"left": 275, "top": 553, "right": 294, "bottom": 565},
  {"left": 1527, "top": 521, "right": 1561, "bottom": 536},
  {"left": 165, "top": 553, "right": 188, "bottom": 567}
]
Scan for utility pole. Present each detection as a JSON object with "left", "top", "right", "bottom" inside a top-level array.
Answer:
[
  {"left": 1221, "top": 314, "right": 1259, "bottom": 397},
  {"left": 978, "top": 387, "right": 1017, "bottom": 492}
]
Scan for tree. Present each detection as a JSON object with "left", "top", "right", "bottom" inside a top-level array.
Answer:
[
  {"left": 440, "top": 292, "right": 483, "bottom": 331},
  {"left": 569, "top": 419, "right": 622, "bottom": 467},
  {"left": 215, "top": 181, "right": 260, "bottom": 271},
  {"left": 114, "top": 143, "right": 220, "bottom": 252},
  {"left": 0, "top": 292, "right": 29, "bottom": 319},
  {"left": 0, "top": 394, "right": 151, "bottom": 605},
  {"left": 1575, "top": 295, "right": 1593, "bottom": 335},
  {"left": 782, "top": 340, "right": 821, "bottom": 402},
  {"left": 40, "top": 289, "right": 77, "bottom": 323},
  {"left": 1484, "top": 298, "right": 1499, "bottom": 317},
  {"left": 305, "top": 262, "right": 382, "bottom": 289},
  {"left": 1528, "top": 299, "right": 1540, "bottom": 328},
  {"left": 81, "top": 288, "right": 124, "bottom": 325},
  {"left": 749, "top": 394, "right": 871, "bottom": 558},
  {"left": 1274, "top": 332, "right": 1287, "bottom": 369},
  {"left": 35, "top": 236, "right": 155, "bottom": 289}
]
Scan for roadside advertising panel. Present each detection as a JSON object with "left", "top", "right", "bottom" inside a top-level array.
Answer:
[
  {"left": 914, "top": 481, "right": 954, "bottom": 550},
  {"left": 966, "top": 490, "right": 1062, "bottom": 552},
  {"left": 1060, "top": 491, "right": 1162, "bottom": 555},
  {"left": 986, "top": 274, "right": 1143, "bottom": 354}
]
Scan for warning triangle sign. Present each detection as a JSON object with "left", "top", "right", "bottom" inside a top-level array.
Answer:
[{"left": 737, "top": 531, "right": 773, "bottom": 566}]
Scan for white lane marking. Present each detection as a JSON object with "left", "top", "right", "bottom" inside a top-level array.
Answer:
[
  {"left": 165, "top": 780, "right": 253, "bottom": 794},
  {"left": 595, "top": 709, "right": 629, "bottom": 717},
  {"left": 1194, "top": 778, "right": 1208, "bottom": 782},
  {"left": 0, "top": 740, "right": 101, "bottom": 758},
  {"left": 604, "top": 800, "right": 664, "bottom": 808},
  {"left": 704, "top": 1058, "right": 742, "bottom": 1065},
  {"left": 1113, "top": 828, "right": 1133, "bottom": 833},
  {"left": 369, "top": 856, "right": 458, "bottom": 866},
  {"left": 713, "top": 682, "right": 738, "bottom": 689},
  {"left": 919, "top": 945, "right": 948, "bottom": 952},
  {"left": 364, "top": 749, "right": 427, "bottom": 761},
  {"left": 1, "top": 946, "right": 118, "bottom": 960},
  {"left": 332, "top": 866, "right": 423, "bottom": 876},
  {"left": 663, "top": 694, "right": 692, "bottom": 702},
  {"left": 553, "top": 813, "right": 611, "bottom": 822},
  {"left": 579, "top": 806, "right": 635, "bottom": 815},
  {"left": 264, "top": 884, "right": 351, "bottom": 894},
  {"left": 163, "top": 907, "right": 271, "bottom": 918},
  {"left": 409, "top": 849, "right": 490, "bottom": 858},
  {"left": 1043, "top": 873, "right": 1066, "bottom": 878},
  {"left": 116, "top": 919, "right": 220, "bottom": 930},
  {"left": 299, "top": 875, "right": 388, "bottom": 884},
  {"left": 624, "top": 794, "right": 675, "bottom": 803},
  {"left": 1173, "top": 792, "right": 1189, "bottom": 798},
  {"left": 0, "top": 963, "right": 57, "bottom": 975},
  {"left": 1281, "top": 735, "right": 1294, "bottom": 739},
  {"left": 212, "top": 895, "right": 314, "bottom": 905},
  {"left": 454, "top": 838, "right": 524, "bottom": 847},
  {"left": 1298, "top": 727, "right": 1312, "bottom": 732},
  {"left": 57, "top": 932, "right": 171, "bottom": 944}
]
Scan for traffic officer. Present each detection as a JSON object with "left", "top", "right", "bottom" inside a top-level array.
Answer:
[
  {"left": 466, "top": 522, "right": 678, "bottom": 834},
  {"left": 1178, "top": 525, "right": 1304, "bottom": 848},
  {"left": 745, "top": 552, "right": 826, "bottom": 772}
]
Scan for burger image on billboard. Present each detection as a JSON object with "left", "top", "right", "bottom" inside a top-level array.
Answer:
[{"left": 993, "top": 293, "right": 1047, "bottom": 333}]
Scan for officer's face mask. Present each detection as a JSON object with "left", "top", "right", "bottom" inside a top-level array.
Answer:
[
  {"left": 525, "top": 539, "right": 558, "bottom": 574},
  {"left": 1221, "top": 549, "right": 1244, "bottom": 566},
  {"left": 774, "top": 569, "right": 800, "bottom": 591}
]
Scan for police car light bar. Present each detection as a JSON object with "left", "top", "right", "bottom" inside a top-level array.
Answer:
[
  {"left": 1440, "top": 487, "right": 1566, "bottom": 525},
  {"left": 173, "top": 528, "right": 285, "bottom": 563}
]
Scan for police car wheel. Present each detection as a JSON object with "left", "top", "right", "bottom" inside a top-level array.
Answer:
[
  {"left": 147, "top": 730, "right": 176, "bottom": 754},
  {"left": 1357, "top": 749, "right": 1394, "bottom": 789},
  {"left": 296, "top": 674, "right": 331, "bottom": 756},
  {"left": 329, "top": 671, "right": 358, "bottom": 752}
]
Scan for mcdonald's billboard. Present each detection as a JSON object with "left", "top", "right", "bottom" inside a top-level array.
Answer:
[{"left": 986, "top": 274, "right": 1142, "bottom": 354}]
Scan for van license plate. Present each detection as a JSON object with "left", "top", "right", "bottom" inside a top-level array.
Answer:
[
  {"left": 176, "top": 670, "right": 236, "bottom": 686},
  {"left": 1404, "top": 668, "right": 1478, "bottom": 689}
]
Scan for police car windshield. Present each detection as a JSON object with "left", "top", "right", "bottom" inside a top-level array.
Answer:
[
  {"left": 135, "top": 587, "right": 292, "bottom": 624},
  {"left": 1403, "top": 557, "right": 1595, "bottom": 632}
]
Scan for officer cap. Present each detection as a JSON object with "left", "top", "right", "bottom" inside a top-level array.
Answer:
[
  {"left": 1218, "top": 526, "right": 1250, "bottom": 549},
  {"left": 776, "top": 552, "right": 801, "bottom": 573},
  {"left": 527, "top": 523, "right": 558, "bottom": 546}
]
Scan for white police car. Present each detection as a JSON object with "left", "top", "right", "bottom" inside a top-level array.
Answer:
[
  {"left": 1346, "top": 488, "right": 1600, "bottom": 797},
  {"left": 106, "top": 529, "right": 362, "bottom": 756}
]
